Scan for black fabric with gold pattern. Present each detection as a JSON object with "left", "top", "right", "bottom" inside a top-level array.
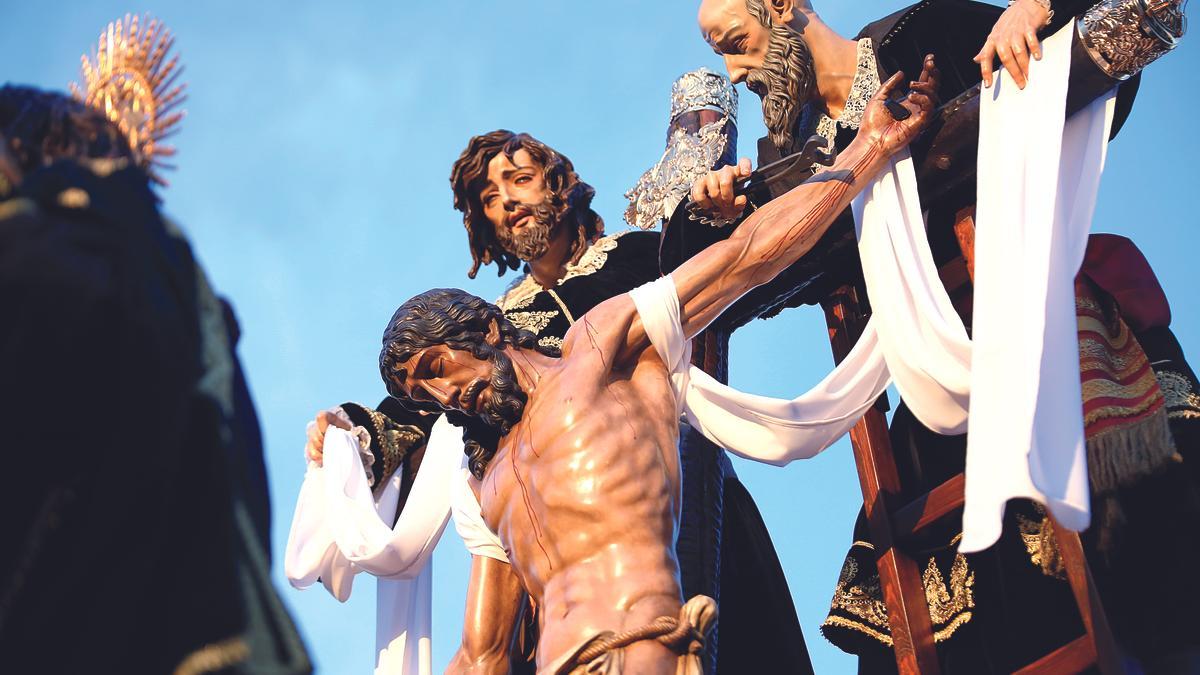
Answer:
[
  {"left": 823, "top": 324, "right": 1200, "bottom": 671},
  {"left": 341, "top": 401, "right": 429, "bottom": 488},
  {"left": 496, "top": 230, "right": 662, "bottom": 350}
]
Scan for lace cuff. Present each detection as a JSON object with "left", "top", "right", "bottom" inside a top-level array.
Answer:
[
  {"left": 327, "top": 406, "right": 376, "bottom": 486},
  {"left": 340, "top": 402, "right": 427, "bottom": 489}
]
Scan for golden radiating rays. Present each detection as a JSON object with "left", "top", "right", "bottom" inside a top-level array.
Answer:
[{"left": 71, "top": 14, "right": 186, "bottom": 186}]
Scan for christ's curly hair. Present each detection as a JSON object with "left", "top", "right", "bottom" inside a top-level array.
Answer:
[
  {"left": 450, "top": 130, "right": 604, "bottom": 278},
  {"left": 380, "top": 288, "right": 560, "bottom": 478}
]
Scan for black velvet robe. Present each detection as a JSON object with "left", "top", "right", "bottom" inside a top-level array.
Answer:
[{"left": 0, "top": 161, "right": 310, "bottom": 674}]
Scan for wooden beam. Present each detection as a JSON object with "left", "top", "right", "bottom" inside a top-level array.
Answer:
[
  {"left": 823, "top": 286, "right": 941, "bottom": 675},
  {"left": 1051, "top": 520, "right": 1124, "bottom": 675},
  {"left": 891, "top": 474, "right": 965, "bottom": 540},
  {"left": 1013, "top": 635, "right": 1095, "bottom": 675}
]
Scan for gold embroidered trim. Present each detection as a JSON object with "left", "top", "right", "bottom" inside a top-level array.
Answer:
[
  {"left": 173, "top": 636, "right": 250, "bottom": 675},
  {"left": 497, "top": 275, "right": 540, "bottom": 311},
  {"left": 560, "top": 230, "right": 630, "bottom": 283},
  {"left": 545, "top": 289, "right": 576, "bottom": 325},
  {"left": 821, "top": 610, "right": 975, "bottom": 647},
  {"left": 1016, "top": 507, "right": 1067, "bottom": 579},
  {"left": 822, "top": 615, "right": 895, "bottom": 647},
  {"left": 827, "top": 551, "right": 975, "bottom": 646},
  {"left": 934, "top": 612, "right": 973, "bottom": 642},
  {"left": 495, "top": 231, "right": 634, "bottom": 310},
  {"left": 829, "top": 557, "right": 891, "bottom": 629},
  {"left": 924, "top": 554, "right": 975, "bottom": 627},
  {"left": 538, "top": 335, "right": 564, "bottom": 350},
  {"left": 1157, "top": 370, "right": 1200, "bottom": 420},
  {"left": 506, "top": 310, "right": 558, "bottom": 335},
  {"left": 366, "top": 408, "right": 423, "bottom": 484}
]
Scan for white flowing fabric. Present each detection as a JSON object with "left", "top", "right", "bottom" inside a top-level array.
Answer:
[
  {"left": 962, "top": 25, "right": 1116, "bottom": 552},
  {"left": 450, "top": 466, "right": 508, "bottom": 563},
  {"left": 285, "top": 417, "right": 465, "bottom": 674},
  {"left": 684, "top": 323, "right": 891, "bottom": 464},
  {"left": 629, "top": 151, "right": 971, "bottom": 466},
  {"left": 853, "top": 150, "right": 972, "bottom": 434},
  {"left": 631, "top": 276, "right": 893, "bottom": 465},
  {"left": 634, "top": 24, "right": 1114, "bottom": 553}
]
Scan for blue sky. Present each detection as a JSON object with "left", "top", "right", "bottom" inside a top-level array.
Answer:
[{"left": 3, "top": 1, "right": 1197, "bottom": 672}]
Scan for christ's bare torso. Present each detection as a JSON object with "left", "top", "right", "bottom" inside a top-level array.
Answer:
[{"left": 479, "top": 314, "right": 684, "bottom": 673}]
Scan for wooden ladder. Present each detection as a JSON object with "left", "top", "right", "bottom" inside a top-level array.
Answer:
[{"left": 816, "top": 207, "right": 1123, "bottom": 674}]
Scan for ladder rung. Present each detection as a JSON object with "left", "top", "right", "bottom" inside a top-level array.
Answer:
[
  {"left": 1013, "top": 635, "right": 1095, "bottom": 674},
  {"left": 891, "top": 474, "right": 965, "bottom": 538}
]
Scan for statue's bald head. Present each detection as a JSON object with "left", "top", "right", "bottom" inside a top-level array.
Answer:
[
  {"left": 698, "top": 0, "right": 817, "bottom": 151},
  {"left": 698, "top": 0, "right": 809, "bottom": 35}
]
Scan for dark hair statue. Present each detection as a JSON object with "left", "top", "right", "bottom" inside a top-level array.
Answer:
[
  {"left": 744, "top": 0, "right": 817, "bottom": 152},
  {"left": 380, "top": 288, "right": 560, "bottom": 479},
  {"left": 0, "top": 85, "right": 134, "bottom": 180},
  {"left": 450, "top": 130, "right": 604, "bottom": 279}
]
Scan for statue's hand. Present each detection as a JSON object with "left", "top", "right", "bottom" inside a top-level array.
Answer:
[
  {"left": 304, "top": 408, "right": 352, "bottom": 466},
  {"left": 859, "top": 55, "right": 940, "bottom": 158},
  {"left": 690, "top": 156, "right": 753, "bottom": 222},
  {"left": 975, "top": 0, "right": 1050, "bottom": 89}
]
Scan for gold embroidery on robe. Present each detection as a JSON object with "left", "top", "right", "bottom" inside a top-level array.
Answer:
[
  {"left": 823, "top": 546, "right": 975, "bottom": 647},
  {"left": 1157, "top": 370, "right": 1200, "bottom": 420}
]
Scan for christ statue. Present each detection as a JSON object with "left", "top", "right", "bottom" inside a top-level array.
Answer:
[{"left": 379, "top": 60, "right": 937, "bottom": 674}]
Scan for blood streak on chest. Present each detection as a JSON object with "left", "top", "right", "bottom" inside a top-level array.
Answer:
[
  {"left": 502, "top": 421, "right": 552, "bottom": 569},
  {"left": 581, "top": 316, "right": 639, "bottom": 441}
]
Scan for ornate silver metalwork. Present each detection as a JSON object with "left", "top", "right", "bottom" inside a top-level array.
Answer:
[
  {"left": 669, "top": 67, "right": 738, "bottom": 123},
  {"left": 1078, "top": 0, "right": 1187, "bottom": 80},
  {"left": 625, "top": 69, "right": 738, "bottom": 230}
]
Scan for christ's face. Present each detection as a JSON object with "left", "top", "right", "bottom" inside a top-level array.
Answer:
[
  {"left": 393, "top": 344, "right": 496, "bottom": 415},
  {"left": 698, "top": 0, "right": 771, "bottom": 85},
  {"left": 478, "top": 149, "right": 558, "bottom": 262}
]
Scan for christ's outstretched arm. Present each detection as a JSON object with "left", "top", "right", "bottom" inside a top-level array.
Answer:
[{"left": 583, "top": 56, "right": 939, "bottom": 369}]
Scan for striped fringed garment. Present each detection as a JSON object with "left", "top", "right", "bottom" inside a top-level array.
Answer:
[{"left": 1075, "top": 276, "right": 1180, "bottom": 552}]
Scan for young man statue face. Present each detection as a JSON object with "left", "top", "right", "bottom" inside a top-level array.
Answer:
[{"left": 477, "top": 148, "right": 560, "bottom": 262}]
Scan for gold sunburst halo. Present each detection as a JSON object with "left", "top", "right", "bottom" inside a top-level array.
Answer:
[{"left": 71, "top": 14, "right": 186, "bottom": 186}]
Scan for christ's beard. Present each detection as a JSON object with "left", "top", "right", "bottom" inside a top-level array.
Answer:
[
  {"left": 475, "top": 348, "right": 527, "bottom": 433},
  {"left": 745, "top": 20, "right": 817, "bottom": 152},
  {"left": 496, "top": 198, "right": 560, "bottom": 262}
]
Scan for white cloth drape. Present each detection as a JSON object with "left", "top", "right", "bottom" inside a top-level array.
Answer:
[
  {"left": 630, "top": 144, "right": 968, "bottom": 469},
  {"left": 962, "top": 26, "right": 1116, "bottom": 552},
  {"left": 286, "top": 417, "right": 466, "bottom": 674},
  {"left": 632, "top": 276, "right": 892, "bottom": 467},
  {"left": 636, "top": 23, "right": 1115, "bottom": 553},
  {"left": 450, "top": 466, "right": 508, "bottom": 563},
  {"left": 682, "top": 319, "right": 891, "bottom": 465},
  {"left": 853, "top": 151, "right": 972, "bottom": 434}
]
